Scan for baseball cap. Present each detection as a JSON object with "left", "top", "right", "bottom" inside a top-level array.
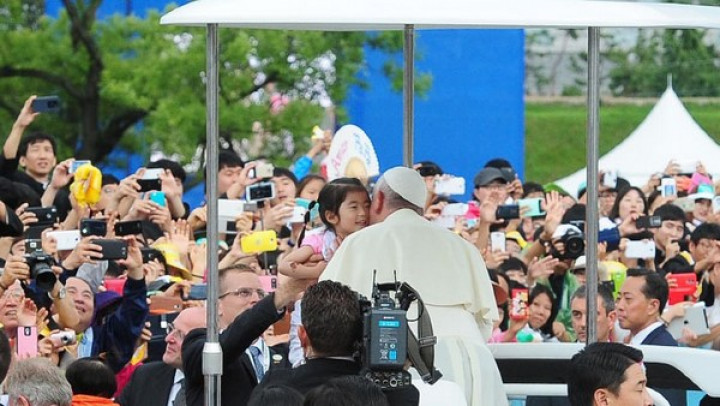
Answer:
[
  {"left": 473, "top": 167, "right": 507, "bottom": 187},
  {"left": 153, "top": 242, "right": 192, "bottom": 280},
  {"left": 382, "top": 167, "right": 428, "bottom": 209},
  {"left": 552, "top": 224, "right": 583, "bottom": 240},
  {"left": 689, "top": 183, "right": 714, "bottom": 201}
]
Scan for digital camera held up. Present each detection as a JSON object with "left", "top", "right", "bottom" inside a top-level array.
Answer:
[
  {"left": 24, "top": 239, "right": 56, "bottom": 291},
  {"left": 550, "top": 224, "right": 585, "bottom": 261}
]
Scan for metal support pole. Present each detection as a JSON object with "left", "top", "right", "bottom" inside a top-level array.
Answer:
[
  {"left": 585, "top": 27, "right": 600, "bottom": 345},
  {"left": 403, "top": 24, "right": 415, "bottom": 168},
  {"left": 203, "top": 23, "right": 223, "bottom": 406}
]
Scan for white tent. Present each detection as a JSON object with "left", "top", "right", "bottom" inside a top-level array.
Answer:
[{"left": 555, "top": 86, "right": 720, "bottom": 196}]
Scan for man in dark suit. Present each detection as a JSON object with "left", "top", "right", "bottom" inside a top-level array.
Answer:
[
  {"left": 617, "top": 268, "right": 683, "bottom": 405},
  {"left": 182, "top": 266, "right": 311, "bottom": 406},
  {"left": 118, "top": 307, "right": 206, "bottom": 406},
  {"left": 253, "top": 280, "right": 419, "bottom": 406},
  {"left": 617, "top": 268, "right": 677, "bottom": 347}
]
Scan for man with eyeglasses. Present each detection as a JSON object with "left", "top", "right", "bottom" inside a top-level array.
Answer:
[
  {"left": 182, "top": 265, "right": 312, "bottom": 406},
  {"left": 118, "top": 307, "right": 206, "bottom": 406}
]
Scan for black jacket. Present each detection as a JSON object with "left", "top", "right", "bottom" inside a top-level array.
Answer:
[
  {"left": 181, "top": 295, "right": 285, "bottom": 406},
  {"left": 256, "top": 357, "right": 420, "bottom": 406},
  {"left": 117, "top": 361, "right": 176, "bottom": 406}
]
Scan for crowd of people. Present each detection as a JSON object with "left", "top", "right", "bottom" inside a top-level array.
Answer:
[{"left": 0, "top": 93, "right": 719, "bottom": 406}]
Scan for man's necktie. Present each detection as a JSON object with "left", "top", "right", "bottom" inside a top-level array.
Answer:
[
  {"left": 249, "top": 346, "right": 265, "bottom": 382},
  {"left": 173, "top": 378, "right": 185, "bottom": 406}
]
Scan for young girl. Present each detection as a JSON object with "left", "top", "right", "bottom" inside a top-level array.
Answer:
[
  {"left": 278, "top": 178, "right": 370, "bottom": 279},
  {"left": 280, "top": 178, "right": 369, "bottom": 366}
]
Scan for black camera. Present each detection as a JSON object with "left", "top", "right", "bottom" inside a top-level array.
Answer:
[
  {"left": 552, "top": 226, "right": 585, "bottom": 261},
  {"left": 359, "top": 273, "right": 441, "bottom": 391},
  {"left": 24, "top": 251, "right": 57, "bottom": 292}
]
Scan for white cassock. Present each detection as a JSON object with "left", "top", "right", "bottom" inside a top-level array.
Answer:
[{"left": 320, "top": 209, "right": 508, "bottom": 406}]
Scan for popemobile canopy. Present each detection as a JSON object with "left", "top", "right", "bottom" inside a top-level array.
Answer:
[{"left": 160, "top": 0, "right": 720, "bottom": 30}]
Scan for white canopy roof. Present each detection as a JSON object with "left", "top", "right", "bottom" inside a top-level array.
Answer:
[
  {"left": 556, "top": 86, "right": 720, "bottom": 196},
  {"left": 160, "top": 0, "right": 720, "bottom": 30}
]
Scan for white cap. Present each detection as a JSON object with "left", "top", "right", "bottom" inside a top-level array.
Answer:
[
  {"left": 551, "top": 224, "right": 583, "bottom": 240},
  {"left": 382, "top": 166, "right": 428, "bottom": 209}
]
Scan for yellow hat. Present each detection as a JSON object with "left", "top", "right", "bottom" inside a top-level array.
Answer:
[
  {"left": 505, "top": 231, "right": 528, "bottom": 249},
  {"left": 152, "top": 242, "right": 192, "bottom": 280}
]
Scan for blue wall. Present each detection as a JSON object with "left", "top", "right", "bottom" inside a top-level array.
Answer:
[{"left": 347, "top": 30, "right": 525, "bottom": 201}]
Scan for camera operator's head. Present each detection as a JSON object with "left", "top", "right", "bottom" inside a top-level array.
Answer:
[
  {"left": 300, "top": 280, "right": 363, "bottom": 358},
  {"left": 567, "top": 342, "right": 651, "bottom": 406},
  {"left": 18, "top": 133, "right": 57, "bottom": 182},
  {"left": 370, "top": 167, "right": 427, "bottom": 224}
]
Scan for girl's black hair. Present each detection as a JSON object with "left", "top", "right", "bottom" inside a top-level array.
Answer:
[
  {"left": 297, "top": 178, "right": 369, "bottom": 246},
  {"left": 528, "top": 283, "right": 559, "bottom": 337}
]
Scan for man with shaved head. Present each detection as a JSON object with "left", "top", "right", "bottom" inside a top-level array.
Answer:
[{"left": 118, "top": 307, "right": 207, "bottom": 406}]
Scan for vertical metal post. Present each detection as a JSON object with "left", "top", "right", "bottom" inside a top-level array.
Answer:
[
  {"left": 585, "top": 27, "right": 600, "bottom": 345},
  {"left": 203, "top": 23, "right": 223, "bottom": 406},
  {"left": 403, "top": 24, "right": 415, "bottom": 168}
]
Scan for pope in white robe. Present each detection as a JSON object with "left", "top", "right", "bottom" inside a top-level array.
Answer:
[{"left": 320, "top": 167, "right": 508, "bottom": 406}]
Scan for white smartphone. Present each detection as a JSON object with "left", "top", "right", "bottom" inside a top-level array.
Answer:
[
  {"left": 69, "top": 160, "right": 91, "bottom": 174},
  {"left": 677, "top": 160, "right": 698, "bottom": 175},
  {"left": 624, "top": 240, "right": 656, "bottom": 259},
  {"left": 142, "top": 168, "right": 164, "bottom": 180},
  {"left": 668, "top": 302, "right": 710, "bottom": 340},
  {"left": 47, "top": 230, "right": 81, "bottom": 251},
  {"left": 602, "top": 170, "right": 618, "bottom": 189},
  {"left": 434, "top": 177, "right": 466, "bottom": 196},
  {"left": 713, "top": 196, "right": 720, "bottom": 213},
  {"left": 442, "top": 203, "right": 468, "bottom": 217},
  {"left": 660, "top": 178, "right": 677, "bottom": 197},
  {"left": 490, "top": 232, "right": 506, "bottom": 252},
  {"left": 218, "top": 199, "right": 247, "bottom": 233},
  {"left": 288, "top": 206, "right": 308, "bottom": 224}
]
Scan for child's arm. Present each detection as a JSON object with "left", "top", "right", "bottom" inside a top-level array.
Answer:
[{"left": 277, "top": 246, "right": 325, "bottom": 278}]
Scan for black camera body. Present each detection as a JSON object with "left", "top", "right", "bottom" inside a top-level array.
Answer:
[
  {"left": 24, "top": 251, "right": 57, "bottom": 291},
  {"left": 360, "top": 288, "right": 412, "bottom": 390},
  {"left": 554, "top": 229, "right": 585, "bottom": 261}
]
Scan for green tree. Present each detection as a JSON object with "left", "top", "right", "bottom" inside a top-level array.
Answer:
[
  {"left": 0, "top": 0, "right": 428, "bottom": 169},
  {"left": 607, "top": 28, "right": 720, "bottom": 97}
]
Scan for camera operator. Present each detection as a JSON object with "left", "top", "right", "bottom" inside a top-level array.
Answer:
[{"left": 254, "top": 280, "right": 419, "bottom": 406}]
